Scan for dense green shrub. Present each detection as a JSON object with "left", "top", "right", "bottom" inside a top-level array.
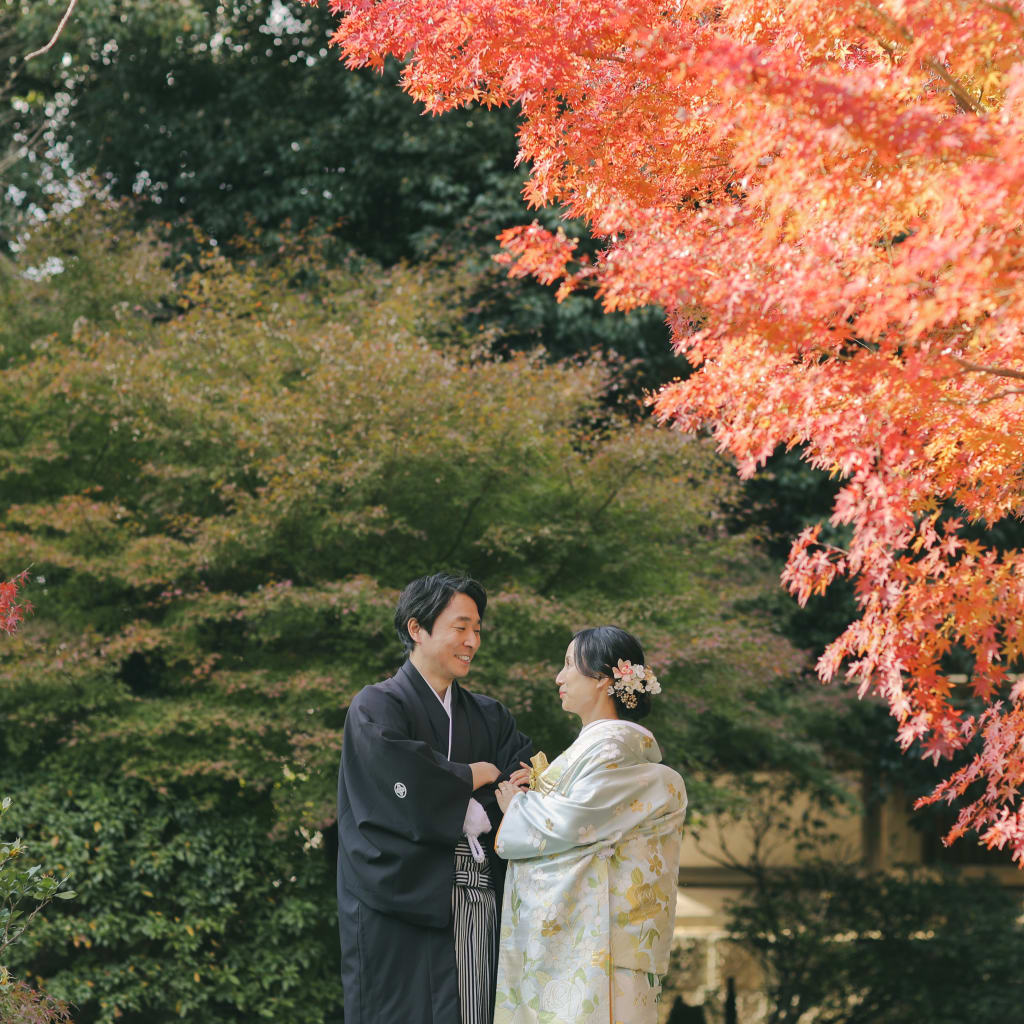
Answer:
[{"left": 726, "top": 862, "right": 1024, "bottom": 1024}]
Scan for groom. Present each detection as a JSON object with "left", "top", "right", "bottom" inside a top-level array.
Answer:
[{"left": 336, "top": 572, "right": 532, "bottom": 1024}]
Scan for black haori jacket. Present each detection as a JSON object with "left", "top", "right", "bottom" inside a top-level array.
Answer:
[{"left": 337, "top": 660, "right": 532, "bottom": 927}]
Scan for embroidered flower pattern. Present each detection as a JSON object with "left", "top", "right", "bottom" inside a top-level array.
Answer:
[{"left": 607, "top": 659, "right": 661, "bottom": 709}]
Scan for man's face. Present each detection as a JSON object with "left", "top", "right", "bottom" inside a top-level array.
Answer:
[{"left": 409, "top": 591, "right": 482, "bottom": 682}]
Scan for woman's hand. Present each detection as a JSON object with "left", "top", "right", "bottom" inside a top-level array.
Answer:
[
  {"left": 508, "top": 762, "right": 532, "bottom": 790},
  {"left": 496, "top": 780, "right": 520, "bottom": 814}
]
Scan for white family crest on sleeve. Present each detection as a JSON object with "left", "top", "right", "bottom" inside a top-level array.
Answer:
[{"left": 393, "top": 781, "right": 407, "bottom": 799}]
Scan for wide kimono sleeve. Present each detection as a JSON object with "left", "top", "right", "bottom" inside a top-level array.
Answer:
[
  {"left": 494, "top": 705, "right": 533, "bottom": 782},
  {"left": 495, "top": 736, "right": 673, "bottom": 860},
  {"left": 340, "top": 685, "right": 473, "bottom": 848},
  {"left": 474, "top": 698, "right": 533, "bottom": 834}
]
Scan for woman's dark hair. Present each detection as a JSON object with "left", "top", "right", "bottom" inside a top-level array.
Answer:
[
  {"left": 573, "top": 625, "right": 652, "bottom": 722},
  {"left": 394, "top": 572, "right": 487, "bottom": 653}
]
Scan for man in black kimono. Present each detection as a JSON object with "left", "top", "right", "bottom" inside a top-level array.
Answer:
[{"left": 337, "top": 572, "right": 532, "bottom": 1024}]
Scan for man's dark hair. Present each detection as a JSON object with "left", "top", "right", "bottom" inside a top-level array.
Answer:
[
  {"left": 394, "top": 572, "right": 488, "bottom": 654},
  {"left": 573, "top": 625, "right": 652, "bottom": 722}
]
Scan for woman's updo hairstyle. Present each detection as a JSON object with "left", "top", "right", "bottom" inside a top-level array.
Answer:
[{"left": 573, "top": 625, "right": 652, "bottom": 722}]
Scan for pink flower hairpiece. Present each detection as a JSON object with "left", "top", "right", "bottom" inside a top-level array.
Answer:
[{"left": 607, "top": 658, "right": 661, "bottom": 709}]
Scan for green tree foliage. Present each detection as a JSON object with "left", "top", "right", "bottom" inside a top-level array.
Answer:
[
  {"left": 8, "top": 0, "right": 678, "bottom": 383},
  {"left": 13, "top": 0, "right": 517, "bottom": 264},
  {"left": 2, "top": 780, "right": 335, "bottom": 1023},
  {"left": 726, "top": 862, "right": 1024, "bottom": 1024},
  {"left": 1, "top": 6, "right": 60, "bottom": 254},
  {"left": 705, "top": 763, "right": 1023, "bottom": 1021},
  {"left": 0, "top": 200, "right": 801, "bottom": 1021},
  {"left": 0, "top": 199, "right": 173, "bottom": 369},
  {"left": 736, "top": 448, "right": 858, "bottom": 659}
]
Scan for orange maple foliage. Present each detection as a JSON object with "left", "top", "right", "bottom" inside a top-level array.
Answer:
[
  {"left": 0, "top": 570, "right": 29, "bottom": 635},
  {"left": 313, "top": 0, "right": 1024, "bottom": 860}
]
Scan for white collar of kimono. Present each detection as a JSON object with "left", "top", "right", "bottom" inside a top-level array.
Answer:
[
  {"left": 430, "top": 683, "right": 454, "bottom": 759},
  {"left": 579, "top": 717, "right": 654, "bottom": 739}
]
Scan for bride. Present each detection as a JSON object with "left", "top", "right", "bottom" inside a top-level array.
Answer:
[{"left": 494, "top": 626, "right": 687, "bottom": 1024}]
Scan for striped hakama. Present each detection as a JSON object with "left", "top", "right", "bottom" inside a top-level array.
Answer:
[{"left": 452, "top": 838, "right": 498, "bottom": 1024}]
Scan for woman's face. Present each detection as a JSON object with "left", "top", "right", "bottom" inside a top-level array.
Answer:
[{"left": 556, "top": 639, "right": 606, "bottom": 720}]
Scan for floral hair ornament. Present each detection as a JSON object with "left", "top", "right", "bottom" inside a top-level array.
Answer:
[{"left": 608, "top": 659, "right": 661, "bottom": 709}]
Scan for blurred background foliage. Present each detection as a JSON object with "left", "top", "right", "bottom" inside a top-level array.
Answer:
[
  {"left": 2, "top": 2, "right": 1019, "bottom": 1022},
  {"left": 725, "top": 857, "right": 1024, "bottom": 1024},
  {"left": 4, "top": 0, "right": 677, "bottom": 389}
]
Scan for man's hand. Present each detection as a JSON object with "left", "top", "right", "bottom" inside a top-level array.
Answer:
[{"left": 470, "top": 761, "right": 500, "bottom": 790}]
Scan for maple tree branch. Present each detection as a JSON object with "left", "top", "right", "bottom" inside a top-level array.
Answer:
[
  {"left": 563, "top": 47, "right": 629, "bottom": 76},
  {"left": 537, "top": 464, "right": 640, "bottom": 596},
  {"left": 951, "top": 357, "right": 1024, "bottom": 382},
  {"left": 25, "top": 0, "right": 79, "bottom": 61},
  {"left": 583, "top": 52, "right": 627, "bottom": 64},
  {"left": 860, "top": 2, "right": 986, "bottom": 115},
  {"left": 439, "top": 486, "right": 491, "bottom": 563},
  {"left": 0, "top": 118, "right": 47, "bottom": 177},
  {"left": 921, "top": 56, "right": 986, "bottom": 115},
  {"left": 975, "top": 388, "right": 1024, "bottom": 406}
]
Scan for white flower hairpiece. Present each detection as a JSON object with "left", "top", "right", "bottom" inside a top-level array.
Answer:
[{"left": 607, "top": 658, "right": 661, "bottom": 709}]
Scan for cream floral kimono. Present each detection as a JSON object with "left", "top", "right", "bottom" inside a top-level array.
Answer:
[{"left": 494, "top": 719, "right": 687, "bottom": 1024}]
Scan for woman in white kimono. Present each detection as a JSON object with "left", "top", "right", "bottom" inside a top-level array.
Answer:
[{"left": 493, "top": 626, "right": 687, "bottom": 1024}]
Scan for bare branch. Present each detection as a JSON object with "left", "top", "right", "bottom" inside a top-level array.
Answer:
[
  {"left": 921, "top": 56, "right": 987, "bottom": 116},
  {"left": 975, "top": 388, "right": 1024, "bottom": 406},
  {"left": 0, "top": 119, "right": 47, "bottom": 177},
  {"left": 25, "top": 0, "right": 80, "bottom": 62},
  {"left": 861, "top": 2, "right": 987, "bottom": 115},
  {"left": 951, "top": 356, "right": 1024, "bottom": 382}
]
